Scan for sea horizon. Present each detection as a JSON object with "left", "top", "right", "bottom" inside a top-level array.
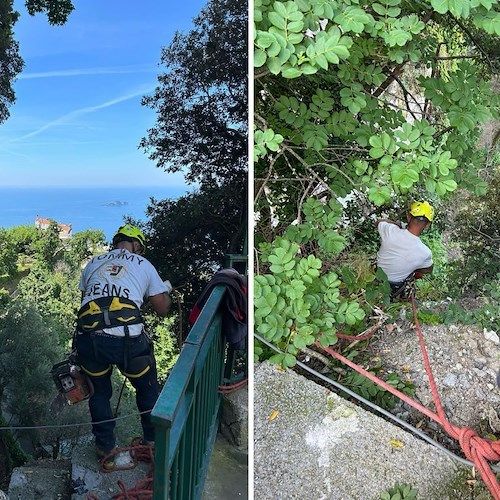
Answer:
[{"left": 0, "top": 185, "right": 191, "bottom": 241}]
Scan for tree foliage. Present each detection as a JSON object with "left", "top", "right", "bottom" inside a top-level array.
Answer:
[
  {"left": 65, "top": 229, "right": 106, "bottom": 266},
  {"left": 145, "top": 185, "right": 245, "bottom": 279},
  {"left": 449, "top": 147, "right": 500, "bottom": 292},
  {"left": 254, "top": 0, "right": 500, "bottom": 366},
  {"left": 140, "top": 0, "right": 248, "bottom": 318},
  {"left": 0, "top": 229, "right": 17, "bottom": 279},
  {"left": 140, "top": 0, "right": 248, "bottom": 187},
  {"left": 0, "top": 300, "right": 63, "bottom": 430},
  {"left": 0, "top": 0, "right": 74, "bottom": 124}
]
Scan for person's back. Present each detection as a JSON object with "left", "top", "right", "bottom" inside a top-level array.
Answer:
[
  {"left": 376, "top": 201, "right": 434, "bottom": 296},
  {"left": 79, "top": 247, "right": 168, "bottom": 337},
  {"left": 376, "top": 223, "right": 432, "bottom": 283},
  {"left": 74, "top": 224, "right": 171, "bottom": 469}
]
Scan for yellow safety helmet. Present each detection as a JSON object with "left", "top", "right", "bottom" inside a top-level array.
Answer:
[
  {"left": 112, "top": 224, "right": 146, "bottom": 250},
  {"left": 410, "top": 201, "right": 434, "bottom": 222}
]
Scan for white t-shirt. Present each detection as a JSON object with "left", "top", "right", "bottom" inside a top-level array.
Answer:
[
  {"left": 79, "top": 248, "right": 168, "bottom": 336},
  {"left": 376, "top": 221, "right": 433, "bottom": 283}
]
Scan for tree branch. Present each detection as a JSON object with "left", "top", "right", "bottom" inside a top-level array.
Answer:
[
  {"left": 393, "top": 75, "right": 420, "bottom": 121},
  {"left": 373, "top": 9, "right": 434, "bottom": 98},
  {"left": 435, "top": 55, "right": 480, "bottom": 60},
  {"left": 451, "top": 17, "right": 495, "bottom": 72},
  {"left": 433, "top": 125, "right": 453, "bottom": 139}
]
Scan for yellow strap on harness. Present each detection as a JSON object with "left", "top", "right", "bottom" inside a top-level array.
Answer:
[{"left": 77, "top": 296, "right": 142, "bottom": 333}]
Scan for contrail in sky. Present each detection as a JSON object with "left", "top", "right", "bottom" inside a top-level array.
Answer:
[
  {"left": 18, "top": 65, "right": 157, "bottom": 79},
  {"left": 13, "top": 86, "right": 155, "bottom": 142}
]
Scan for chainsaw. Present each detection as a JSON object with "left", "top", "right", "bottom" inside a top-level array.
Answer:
[{"left": 51, "top": 358, "right": 93, "bottom": 405}]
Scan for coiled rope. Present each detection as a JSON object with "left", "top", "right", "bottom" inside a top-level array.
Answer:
[{"left": 86, "top": 437, "right": 155, "bottom": 499}]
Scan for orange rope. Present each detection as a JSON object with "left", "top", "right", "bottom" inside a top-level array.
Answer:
[
  {"left": 218, "top": 378, "right": 248, "bottom": 393},
  {"left": 316, "top": 291, "right": 500, "bottom": 499},
  {"left": 86, "top": 438, "right": 155, "bottom": 499}
]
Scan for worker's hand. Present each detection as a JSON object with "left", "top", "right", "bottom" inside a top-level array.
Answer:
[
  {"left": 164, "top": 280, "right": 173, "bottom": 294},
  {"left": 414, "top": 272, "right": 424, "bottom": 279}
]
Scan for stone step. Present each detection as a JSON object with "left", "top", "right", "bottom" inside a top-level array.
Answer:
[
  {"left": 254, "top": 361, "right": 468, "bottom": 499},
  {"left": 70, "top": 439, "right": 151, "bottom": 499},
  {"left": 8, "top": 432, "right": 248, "bottom": 499},
  {"left": 8, "top": 461, "right": 71, "bottom": 500},
  {"left": 203, "top": 434, "right": 248, "bottom": 499}
]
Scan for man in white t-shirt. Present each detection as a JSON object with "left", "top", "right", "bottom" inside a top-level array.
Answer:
[
  {"left": 74, "top": 224, "right": 171, "bottom": 468},
  {"left": 376, "top": 201, "right": 434, "bottom": 298}
]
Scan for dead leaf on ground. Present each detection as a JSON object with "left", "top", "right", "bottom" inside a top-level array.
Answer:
[
  {"left": 389, "top": 439, "right": 405, "bottom": 448},
  {"left": 268, "top": 409, "right": 279, "bottom": 421}
]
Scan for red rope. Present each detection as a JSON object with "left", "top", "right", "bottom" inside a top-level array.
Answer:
[
  {"left": 316, "top": 292, "right": 500, "bottom": 499},
  {"left": 218, "top": 378, "right": 248, "bottom": 393},
  {"left": 86, "top": 438, "right": 155, "bottom": 499}
]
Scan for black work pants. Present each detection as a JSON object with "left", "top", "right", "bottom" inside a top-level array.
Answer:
[{"left": 74, "top": 332, "right": 160, "bottom": 453}]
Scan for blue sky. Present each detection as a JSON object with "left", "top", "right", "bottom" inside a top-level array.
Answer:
[{"left": 0, "top": 0, "right": 207, "bottom": 187}]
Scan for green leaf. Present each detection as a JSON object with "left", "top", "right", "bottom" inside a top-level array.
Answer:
[
  {"left": 267, "top": 56, "right": 282, "bottom": 74},
  {"left": 425, "top": 178, "right": 437, "bottom": 193},
  {"left": 431, "top": 0, "right": 468, "bottom": 16},
  {"left": 255, "top": 31, "right": 276, "bottom": 49},
  {"left": 282, "top": 66, "right": 302, "bottom": 78},
  {"left": 254, "top": 48, "right": 267, "bottom": 68},
  {"left": 334, "top": 6, "right": 371, "bottom": 34},
  {"left": 268, "top": 11, "right": 286, "bottom": 30},
  {"left": 436, "top": 179, "right": 456, "bottom": 195},
  {"left": 368, "top": 185, "right": 392, "bottom": 206},
  {"left": 474, "top": 181, "right": 488, "bottom": 196},
  {"left": 385, "top": 28, "right": 412, "bottom": 47},
  {"left": 391, "top": 162, "right": 419, "bottom": 189},
  {"left": 269, "top": 353, "right": 285, "bottom": 365}
]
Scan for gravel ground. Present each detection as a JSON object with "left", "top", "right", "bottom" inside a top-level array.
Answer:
[{"left": 370, "top": 311, "right": 500, "bottom": 451}]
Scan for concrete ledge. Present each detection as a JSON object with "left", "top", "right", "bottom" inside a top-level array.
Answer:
[
  {"left": 254, "top": 361, "right": 463, "bottom": 499},
  {"left": 8, "top": 462, "right": 70, "bottom": 499},
  {"left": 220, "top": 386, "right": 249, "bottom": 450}
]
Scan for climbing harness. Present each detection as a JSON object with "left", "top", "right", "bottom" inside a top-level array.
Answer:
[{"left": 77, "top": 296, "right": 143, "bottom": 333}]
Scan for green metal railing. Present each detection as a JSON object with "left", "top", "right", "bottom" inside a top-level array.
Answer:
[{"left": 151, "top": 286, "right": 227, "bottom": 499}]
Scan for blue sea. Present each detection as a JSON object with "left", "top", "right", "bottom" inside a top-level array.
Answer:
[{"left": 0, "top": 186, "right": 190, "bottom": 241}]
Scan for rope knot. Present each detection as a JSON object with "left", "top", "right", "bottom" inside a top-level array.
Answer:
[{"left": 458, "top": 426, "right": 500, "bottom": 463}]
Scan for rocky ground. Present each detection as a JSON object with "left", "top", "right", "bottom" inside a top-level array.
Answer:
[
  {"left": 296, "top": 302, "right": 500, "bottom": 496},
  {"left": 372, "top": 310, "right": 500, "bottom": 442}
]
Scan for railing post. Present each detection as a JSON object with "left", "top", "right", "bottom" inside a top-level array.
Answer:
[{"left": 152, "top": 424, "right": 171, "bottom": 499}]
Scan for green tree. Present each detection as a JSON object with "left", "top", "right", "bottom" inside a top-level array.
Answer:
[
  {"left": 66, "top": 229, "right": 106, "bottom": 268},
  {"left": 449, "top": 148, "right": 500, "bottom": 292},
  {"left": 142, "top": 182, "right": 247, "bottom": 313},
  {"left": 139, "top": 0, "right": 248, "bottom": 315},
  {"left": 6, "top": 225, "right": 38, "bottom": 256},
  {"left": 30, "top": 222, "right": 64, "bottom": 271},
  {"left": 17, "top": 260, "right": 80, "bottom": 345},
  {"left": 254, "top": 0, "right": 499, "bottom": 365},
  {"left": 0, "top": 0, "right": 74, "bottom": 124},
  {"left": 0, "top": 229, "right": 17, "bottom": 279},
  {"left": 144, "top": 313, "right": 179, "bottom": 383},
  {"left": 0, "top": 300, "right": 63, "bottom": 438},
  {"left": 140, "top": 0, "right": 248, "bottom": 186}
]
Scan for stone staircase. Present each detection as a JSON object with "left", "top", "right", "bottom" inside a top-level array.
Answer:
[
  {"left": 6, "top": 387, "right": 248, "bottom": 499},
  {"left": 7, "top": 433, "right": 247, "bottom": 499}
]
